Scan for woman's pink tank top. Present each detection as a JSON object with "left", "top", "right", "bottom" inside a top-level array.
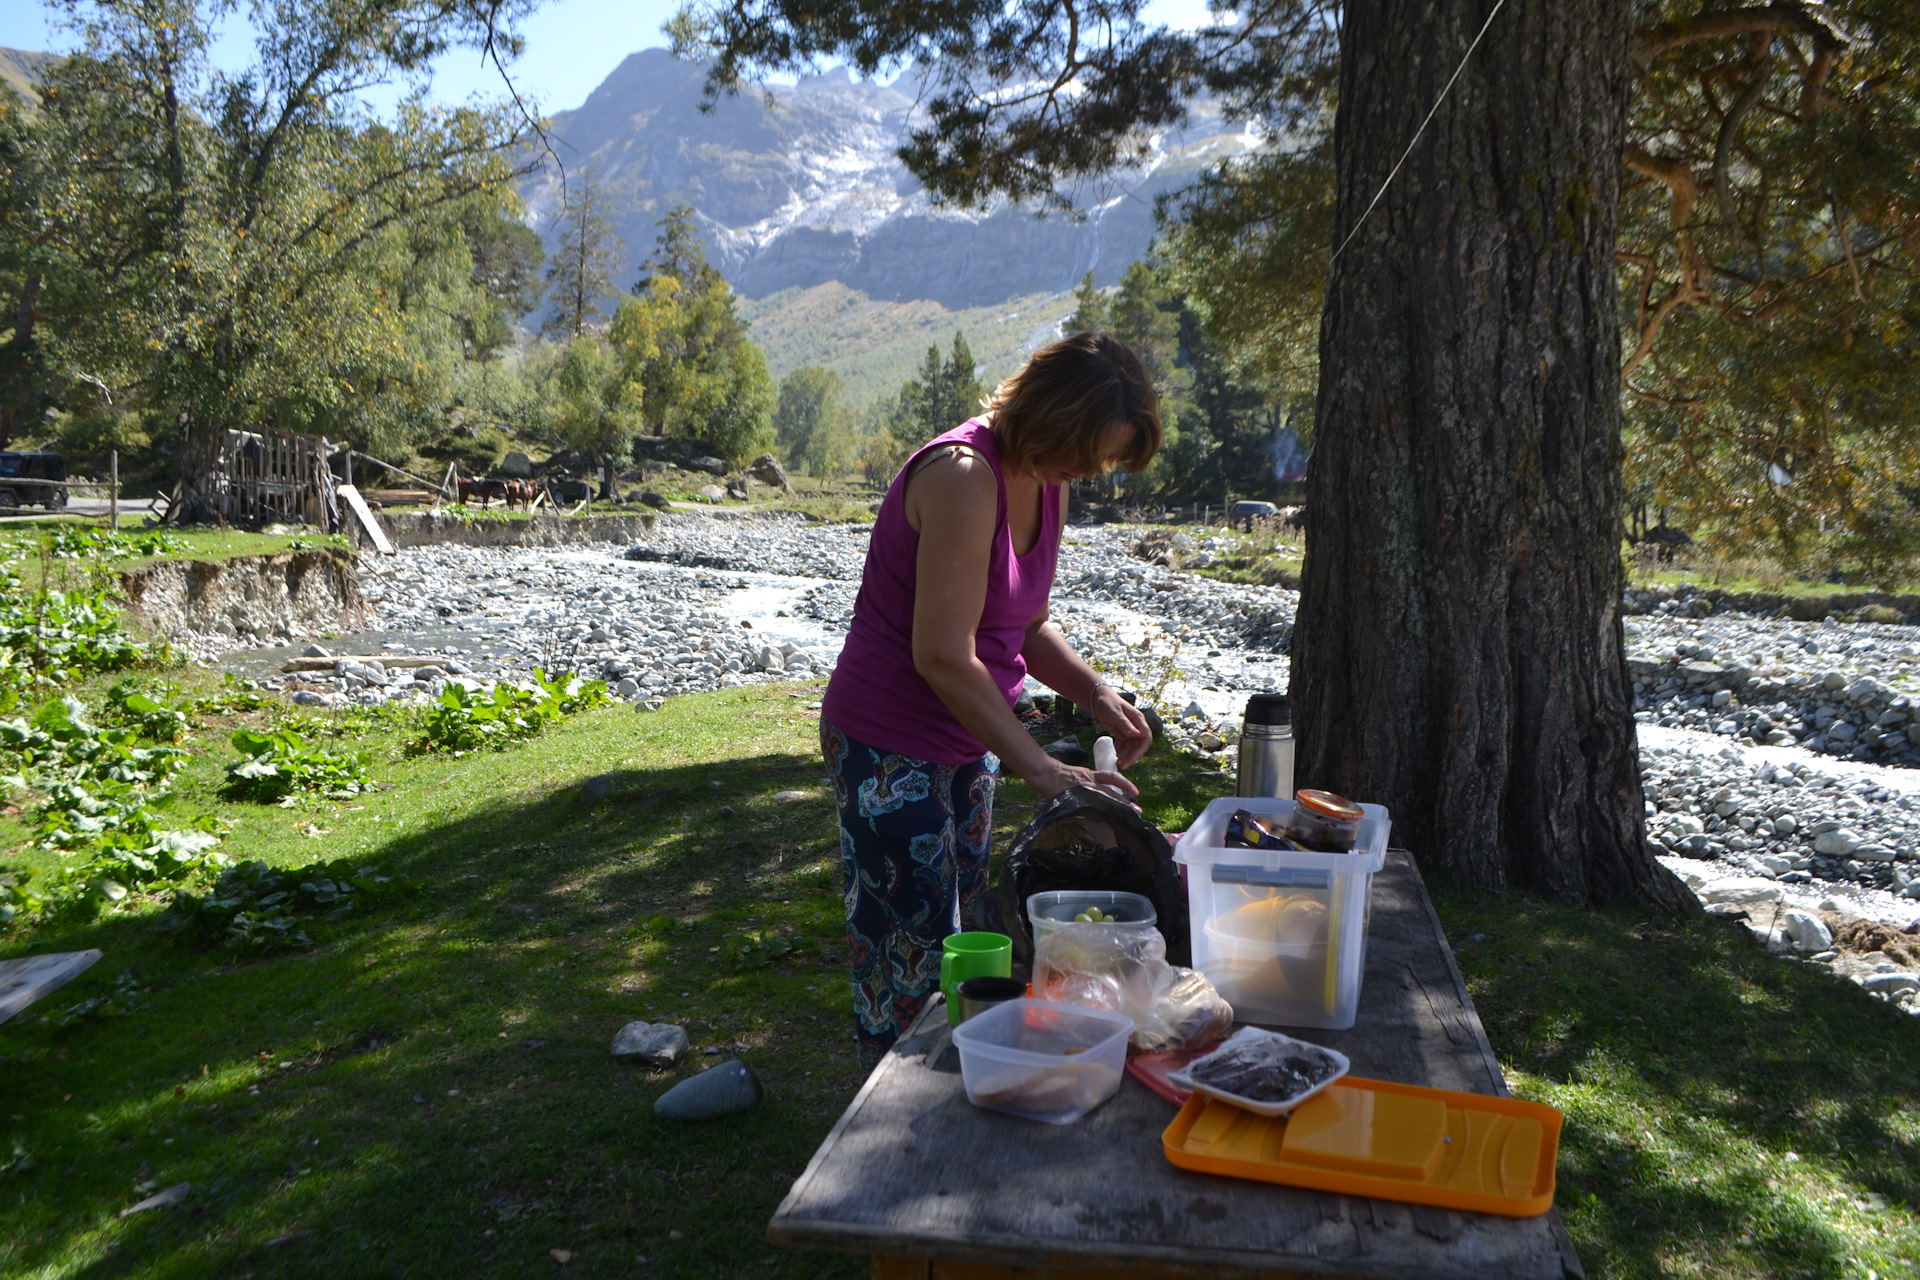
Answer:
[{"left": 822, "top": 418, "right": 1063, "bottom": 765}]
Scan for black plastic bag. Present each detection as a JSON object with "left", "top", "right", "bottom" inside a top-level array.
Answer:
[{"left": 997, "top": 786, "right": 1190, "bottom": 967}]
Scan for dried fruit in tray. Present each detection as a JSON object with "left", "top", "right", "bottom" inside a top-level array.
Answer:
[{"left": 1170, "top": 1027, "right": 1350, "bottom": 1116}]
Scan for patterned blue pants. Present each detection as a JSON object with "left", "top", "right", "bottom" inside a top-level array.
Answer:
[{"left": 821, "top": 717, "right": 999, "bottom": 1068}]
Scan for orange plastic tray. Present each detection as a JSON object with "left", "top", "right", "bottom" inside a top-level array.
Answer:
[{"left": 1162, "top": 1074, "right": 1562, "bottom": 1217}]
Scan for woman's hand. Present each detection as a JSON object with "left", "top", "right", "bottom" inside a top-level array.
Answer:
[
  {"left": 1089, "top": 686, "right": 1154, "bottom": 768},
  {"left": 1031, "top": 759, "right": 1139, "bottom": 804}
]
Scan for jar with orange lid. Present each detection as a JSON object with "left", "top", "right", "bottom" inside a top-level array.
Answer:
[{"left": 1284, "top": 789, "right": 1364, "bottom": 852}]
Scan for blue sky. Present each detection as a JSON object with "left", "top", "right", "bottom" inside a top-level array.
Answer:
[{"left": 1, "top": 0, "right": 1216, "bottom": 118}]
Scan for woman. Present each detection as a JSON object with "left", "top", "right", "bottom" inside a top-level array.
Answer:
[{"left": 821, "top": 332, "right": 1162, "bottom": 1067}]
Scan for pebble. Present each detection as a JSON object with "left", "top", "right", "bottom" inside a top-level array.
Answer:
[
  {"left": 611, "top": 1021, "right": 691, "bottom": 1067},
  {"left": 654, "top": 1059, "right": 763, "bottom": 1121}
]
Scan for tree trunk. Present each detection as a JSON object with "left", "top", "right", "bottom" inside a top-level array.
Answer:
[{"left": 1292, "top": 0, "right": 1695, "bottom": 913}]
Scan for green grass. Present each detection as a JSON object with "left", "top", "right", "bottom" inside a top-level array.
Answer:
[
  {"left": 1437, "top": 890, "right": 1920, "bottom": 1280},
  {"left": 2, "top": 663, "right": 1916, "bottom": 1278}
]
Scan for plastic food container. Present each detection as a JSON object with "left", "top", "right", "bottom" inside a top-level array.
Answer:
[
  {"left": 951, "top": 998, "right": 1131, "bottom": 1124},
  {"left": 1026, "top": 889, "right": 1157, "bottom": 955},
  {"left": 1176, "top": 795, "right": 1390, "bottom": 1029},
  {"left": 1168, "top": 1027, "right": 1351, "bottom": 1116}
]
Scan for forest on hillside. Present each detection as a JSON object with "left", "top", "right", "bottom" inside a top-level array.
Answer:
[{"left": 1, "top": 0, "right": 1917, "bottom": 580}]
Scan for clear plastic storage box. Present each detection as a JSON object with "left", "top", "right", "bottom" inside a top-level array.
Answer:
[
  {"left": 950, "top": 998, "right": 1131, "bottom": 1124},
  {"left": 1175, "top": 796, "right": 1390, "bottom": 1030}
]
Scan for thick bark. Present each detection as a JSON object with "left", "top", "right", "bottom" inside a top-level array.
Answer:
[{"left": 1292, "top": 0, "right": 1696, "bottom": 913}]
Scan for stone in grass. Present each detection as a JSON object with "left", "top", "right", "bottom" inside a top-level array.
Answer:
[
  {"left": 120, "top": 1183, "right": 190, "bottom": 1218},
  {"left": 654, "top": 1059, "right": 763, "bottom": 1122},
  {"left": 612, "top": 1022, "right": 690, "bottom": 1067},
  {"left": 579, "top": 774, "right": 628, "bottom": 804}
]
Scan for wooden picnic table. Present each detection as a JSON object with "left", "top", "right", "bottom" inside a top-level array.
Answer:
[{"left": 769, "top": 853, "right": 1584, "bottom": 1280}]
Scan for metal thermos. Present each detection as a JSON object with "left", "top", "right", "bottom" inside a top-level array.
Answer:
[{"left": 1236, "top": 692, "right": 1295, "bottom": 798}]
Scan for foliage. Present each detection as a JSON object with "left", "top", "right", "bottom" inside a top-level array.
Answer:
[
  {"left": 1620, "top": 0, "right": 1920, "bottom": 573},
  {"left": 608, "top": 205, "right": 776, "bottom": 464},
  {"left": 1, "top": 695, "right": 187, "bottom": 792},
  {"left": 552, "top": 336, "right": 643, "bottom": 498},
  {"left": 0, "top": 0, "right": 533, "bottom": 476},
  {"left": 406, "top": 671, "right": 610, "bottom": 756},
  {"left": 456, "top": 204, "right": 545, "bottom": 362},
  {"left": 890, "top": 331, "right": 984, "bottom": 454},
  {"left": 540, "top": 172, "right": 620, "bottom": 341},
  {"left": 102, "top": 679, "right": 192, "bottom": 743},
  {"left": 0, "top": 567, "right": 147, "bottom": 689},
  {"left": 773, "top": 366, "right": 850, "bottom": 476},
  {"left": 158, "top": 857, "right": 425, "bottom": 951},
  {"left": 43, "top": 527, "right": 187, "bottom": 560},
  {"left": 223, "top": 728, "right": 373, "bottom": 803},
  {"left": 1062, "top": 270, "right": 1109, "bottom": 336}
]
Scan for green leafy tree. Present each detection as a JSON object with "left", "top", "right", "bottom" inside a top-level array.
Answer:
[
  {"left": 0, "top": 0, "right": 533, "bottom": 495},
  {"left": 608, "top": 206, "right": 773, "bottom": 463},
  {"left": 541, "top": 174, "right": 620, "bottom": 341},
  {"left": 774, "top": 366, "right": 848, "bottom": 476},
  {"left": 554, "top": 337, "right": 642, "bottom": 500}
]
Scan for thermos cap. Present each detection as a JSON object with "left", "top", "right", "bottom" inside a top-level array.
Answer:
[{"left": 1242, "top": 692, "right": 1292, "bottom": 727}]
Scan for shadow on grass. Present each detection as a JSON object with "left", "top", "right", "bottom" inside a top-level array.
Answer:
[
  {"left": 1432, "top": 885, "right": 1920, "bottom": 1280},
  {"left": 0, "top": 747, "right": 872, "bottom": 1280}
]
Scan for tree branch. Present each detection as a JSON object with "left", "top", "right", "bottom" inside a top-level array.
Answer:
[{"left": 1636, "top": 1, "right": 1850, "bottom": 63}]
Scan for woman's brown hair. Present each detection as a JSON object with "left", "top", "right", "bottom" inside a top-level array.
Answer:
[{"left": 988, "top": 332, "right": 1162, "bottom": 476}]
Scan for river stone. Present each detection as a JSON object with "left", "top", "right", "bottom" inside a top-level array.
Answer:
[
  {"left": 1812, "top": 828, "right": 1863, "bottom": 857},
  {"left": 1852, "top": 844, "right": 1896, "bottom": 862},
  {"left": 654, "top": 1059, "right": 762, "bottom": 1121},
  {"left": 1860, "top": 972, "right": 1920, "bottom": 996},
  {"left": 1782, "top": 909, "right": 1833, "bottom": 952},
  {"left": 612, "top": 1021, "right": 690, "bottom": 1067},
  {"left": 1773, "top": 815, "right": 1798, "bottom": 836},
  {"left": 302, "top": 643, "right": 332, "bottom": 658},
  {"left": 1699, "top": 877, "right": 1783, "bottom": 906},
  {"left": 1666, "top": 814, "right": 1705, "bottom": 836}
]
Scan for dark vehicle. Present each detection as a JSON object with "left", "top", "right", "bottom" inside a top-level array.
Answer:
[{"left": 0, "top": 452, "right": 67, "bottom": 511}]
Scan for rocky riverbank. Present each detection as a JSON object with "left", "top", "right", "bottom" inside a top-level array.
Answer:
[{"left": 200, "top": 512, "right": 1918, "bottom": 1005}]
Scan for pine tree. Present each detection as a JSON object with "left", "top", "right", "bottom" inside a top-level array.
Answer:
[{"left": 1063, "top": 269, "right": 1109, "bottom": 334}]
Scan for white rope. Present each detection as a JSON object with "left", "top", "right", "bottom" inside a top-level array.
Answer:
[{"left": 1329, "top": 0, "right": 1512, "bottom": 262}]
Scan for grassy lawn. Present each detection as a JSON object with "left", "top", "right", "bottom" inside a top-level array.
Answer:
[{"left": 2, "top": 661, "right": 1916, "bottom": 1278}]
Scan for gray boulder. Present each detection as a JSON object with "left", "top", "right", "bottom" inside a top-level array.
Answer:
[
  {"left": 640, "top": 491, "right": 671, "bottom": 510},
  {"left": 499, "top": 450, "right": 534, "bottom": 478},
  {"left": 654, "top": 1059, "right": 763, "bottom": 1121},
  {"left": 1812, "top": 828, "right": 1863, "bottom": 857},
  {"left": 688, "top": 455, "right": 730, "bottom": 476},
  {"left": 612, "top": 1021, "right": 691, "bottom": 1067},
  {"left": 697, "top": 484, "right": 728, "bottom": 503},
  {"left": 746, "top": 453, "right": 793, "bottom": 492}
]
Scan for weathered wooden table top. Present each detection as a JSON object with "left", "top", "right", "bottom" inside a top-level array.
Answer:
[{"left": 769, "top": 853, "right": 1584, "bottom": 1280}]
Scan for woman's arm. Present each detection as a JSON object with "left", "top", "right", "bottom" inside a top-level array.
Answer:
[
  {"left": 907, "top": 455, "right": 1136, "bottom": 800},
  {"left": 1020, "top": 607, "right": 1153, "bottom": 768}
]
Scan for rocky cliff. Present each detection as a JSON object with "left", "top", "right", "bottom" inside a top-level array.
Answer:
[{"left": 525, "top": 49, "right": 1255, "bottom": 310}]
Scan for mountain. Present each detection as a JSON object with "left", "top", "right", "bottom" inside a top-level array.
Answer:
[
  {"left": 0, "top": 47, "right": 58, "bottom": 109},
  {"left": 524, "top": 49, "right": 1255, "bottom": 312},
  {"left": 738, "top": 283, "right": 1080, "bottom": 406}
]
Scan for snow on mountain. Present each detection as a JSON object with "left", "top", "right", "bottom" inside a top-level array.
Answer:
[{"left": 522, "top": 49, "right": 1255, "bottom": 309}]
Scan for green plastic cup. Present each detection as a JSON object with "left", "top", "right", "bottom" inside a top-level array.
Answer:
[{"left": 940, "top": 932, "right": 1012, "bottom": 1025}]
